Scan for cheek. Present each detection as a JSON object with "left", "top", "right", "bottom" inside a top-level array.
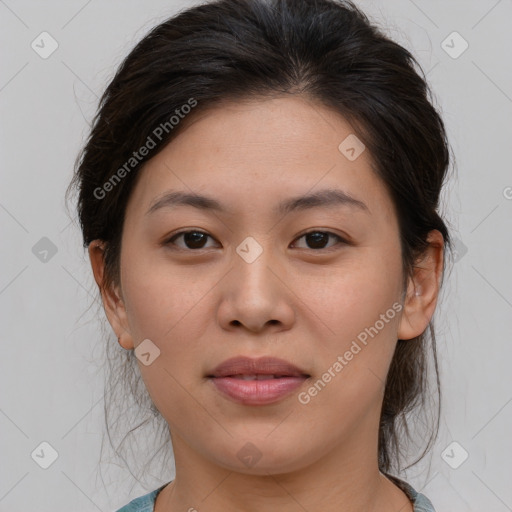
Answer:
[
  {"left": 304, "top": 248, "right": 403, "bottom": 341},
  {"left": 297, "top": 265, "right": 402, "bottom": 431},
  {"left": 120, "top": 252, "right": 217, "bottom": 394},
  {"left": 120, "top": 248, "right": 208, "bottom": 341},
  {"left": 298, "top": 250, "right": 403, "bottom": 418}
]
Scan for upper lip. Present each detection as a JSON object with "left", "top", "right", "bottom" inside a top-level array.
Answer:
[{"left": 208, "top": 356, "right": 309, "bottom": 378}]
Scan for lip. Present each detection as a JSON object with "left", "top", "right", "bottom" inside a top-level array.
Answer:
[
  {"left": 207, "top": 356, "right": 310, "bottom": 406},
  {"left": 209, "top": 356, "right": 308, "bottom": 378}
]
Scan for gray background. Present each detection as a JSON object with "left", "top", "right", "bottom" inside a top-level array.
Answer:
[{"left": 1, "top": 0, "right": 511, "bottom": 511}]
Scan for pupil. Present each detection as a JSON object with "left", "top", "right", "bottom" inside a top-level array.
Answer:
[
  {"left": 307, "top": 232, "right": 327, "bottom": 249},
  {"left": 185, "top": 232, "right": 206, "bottom": 249}
]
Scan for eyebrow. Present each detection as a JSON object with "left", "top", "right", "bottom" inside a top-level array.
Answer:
[{"left": 145, "top": 188, "right": 370, "bottom": 217}]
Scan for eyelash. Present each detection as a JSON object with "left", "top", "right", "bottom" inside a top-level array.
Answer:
[{"left": 163, "top": 229, "right": 348, "bottom": 252}]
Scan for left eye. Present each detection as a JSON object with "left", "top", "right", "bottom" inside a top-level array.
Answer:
[{"left": 291, "top": 231, "right": 345, "bottom": 250}]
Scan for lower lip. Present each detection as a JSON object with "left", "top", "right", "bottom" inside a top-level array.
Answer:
[{"left": 210, "top": 376, "right": 308, "bottom": 405}]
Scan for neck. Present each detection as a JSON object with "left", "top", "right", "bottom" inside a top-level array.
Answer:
[{"left": 154, "top": 422, "right": 413, "bottom": 512}]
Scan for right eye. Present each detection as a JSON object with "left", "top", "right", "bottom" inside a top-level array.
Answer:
[{"left": 164, "top": 230, "right": 220, "bottom": 250}]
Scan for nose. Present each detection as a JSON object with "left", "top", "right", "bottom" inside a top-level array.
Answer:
[{"left": 216, "top": 239, "right": 295, "bottom": 334}]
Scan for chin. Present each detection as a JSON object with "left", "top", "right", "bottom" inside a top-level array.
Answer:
[{"left": 208, "top": 437, "right": 318, "bottom": 476}]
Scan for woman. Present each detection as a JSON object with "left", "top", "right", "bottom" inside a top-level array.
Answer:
[{"left": 67, "top": 0, "right": 453, "bottom": 510}]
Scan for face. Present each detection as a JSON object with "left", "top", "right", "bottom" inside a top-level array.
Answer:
[{"left": 91, "top": 95, "right": 438, "bottom": 476}]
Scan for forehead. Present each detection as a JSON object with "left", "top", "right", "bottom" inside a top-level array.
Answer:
[
  {"left": 163, "top": 95, "right": 366, "bottom": 163},
  {"left": 125, "top": 95, "right": 395, "bottom": 223}
]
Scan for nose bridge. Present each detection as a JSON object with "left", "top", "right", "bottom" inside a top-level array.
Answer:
[{"left": 232, "top": 235, "right": 279, "bottom": 298}]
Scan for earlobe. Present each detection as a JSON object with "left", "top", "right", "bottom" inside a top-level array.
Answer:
[
  {"left": 397, "top": 230, "right": 444, "bottom": 340},
  {"left": 88, "top": 240, "right": 135, "bottom": 350}
]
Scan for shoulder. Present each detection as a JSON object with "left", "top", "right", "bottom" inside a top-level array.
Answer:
[
  {"left": 113, "top": 477, "right": 437, "bottom": 512},
  {"left": 384, "top": 473, "right": 437, "bottom": 512},
  {"left": 113, "top": 482, "right": 170, "bottom": 512}
]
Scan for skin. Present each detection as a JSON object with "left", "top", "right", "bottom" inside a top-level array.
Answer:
[{"left": 89, "top": 95, "right": 444, "bottom": 512}]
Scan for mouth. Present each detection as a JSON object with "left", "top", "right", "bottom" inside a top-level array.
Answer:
[
  {"left": 222, "top": 374, "right": 303, "bottom": 380},
  {"left": 207, "top": 356, "right": 310, "bottom": 405}
]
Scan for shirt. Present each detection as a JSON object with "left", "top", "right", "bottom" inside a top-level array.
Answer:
[{"left": 114, "top": 474, "right": 436, "bottom": 511}]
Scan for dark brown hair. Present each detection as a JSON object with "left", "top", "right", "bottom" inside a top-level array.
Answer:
[{"left": 66, "top": 0, "right": 454, "bottom": 484}]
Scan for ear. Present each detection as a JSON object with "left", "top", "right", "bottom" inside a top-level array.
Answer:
[
  {"left": 88, "top": 240, "right": 134, "bottom": 350},
  {"left": 398, "top": 230, "right": 445, "bottom": 340}
]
